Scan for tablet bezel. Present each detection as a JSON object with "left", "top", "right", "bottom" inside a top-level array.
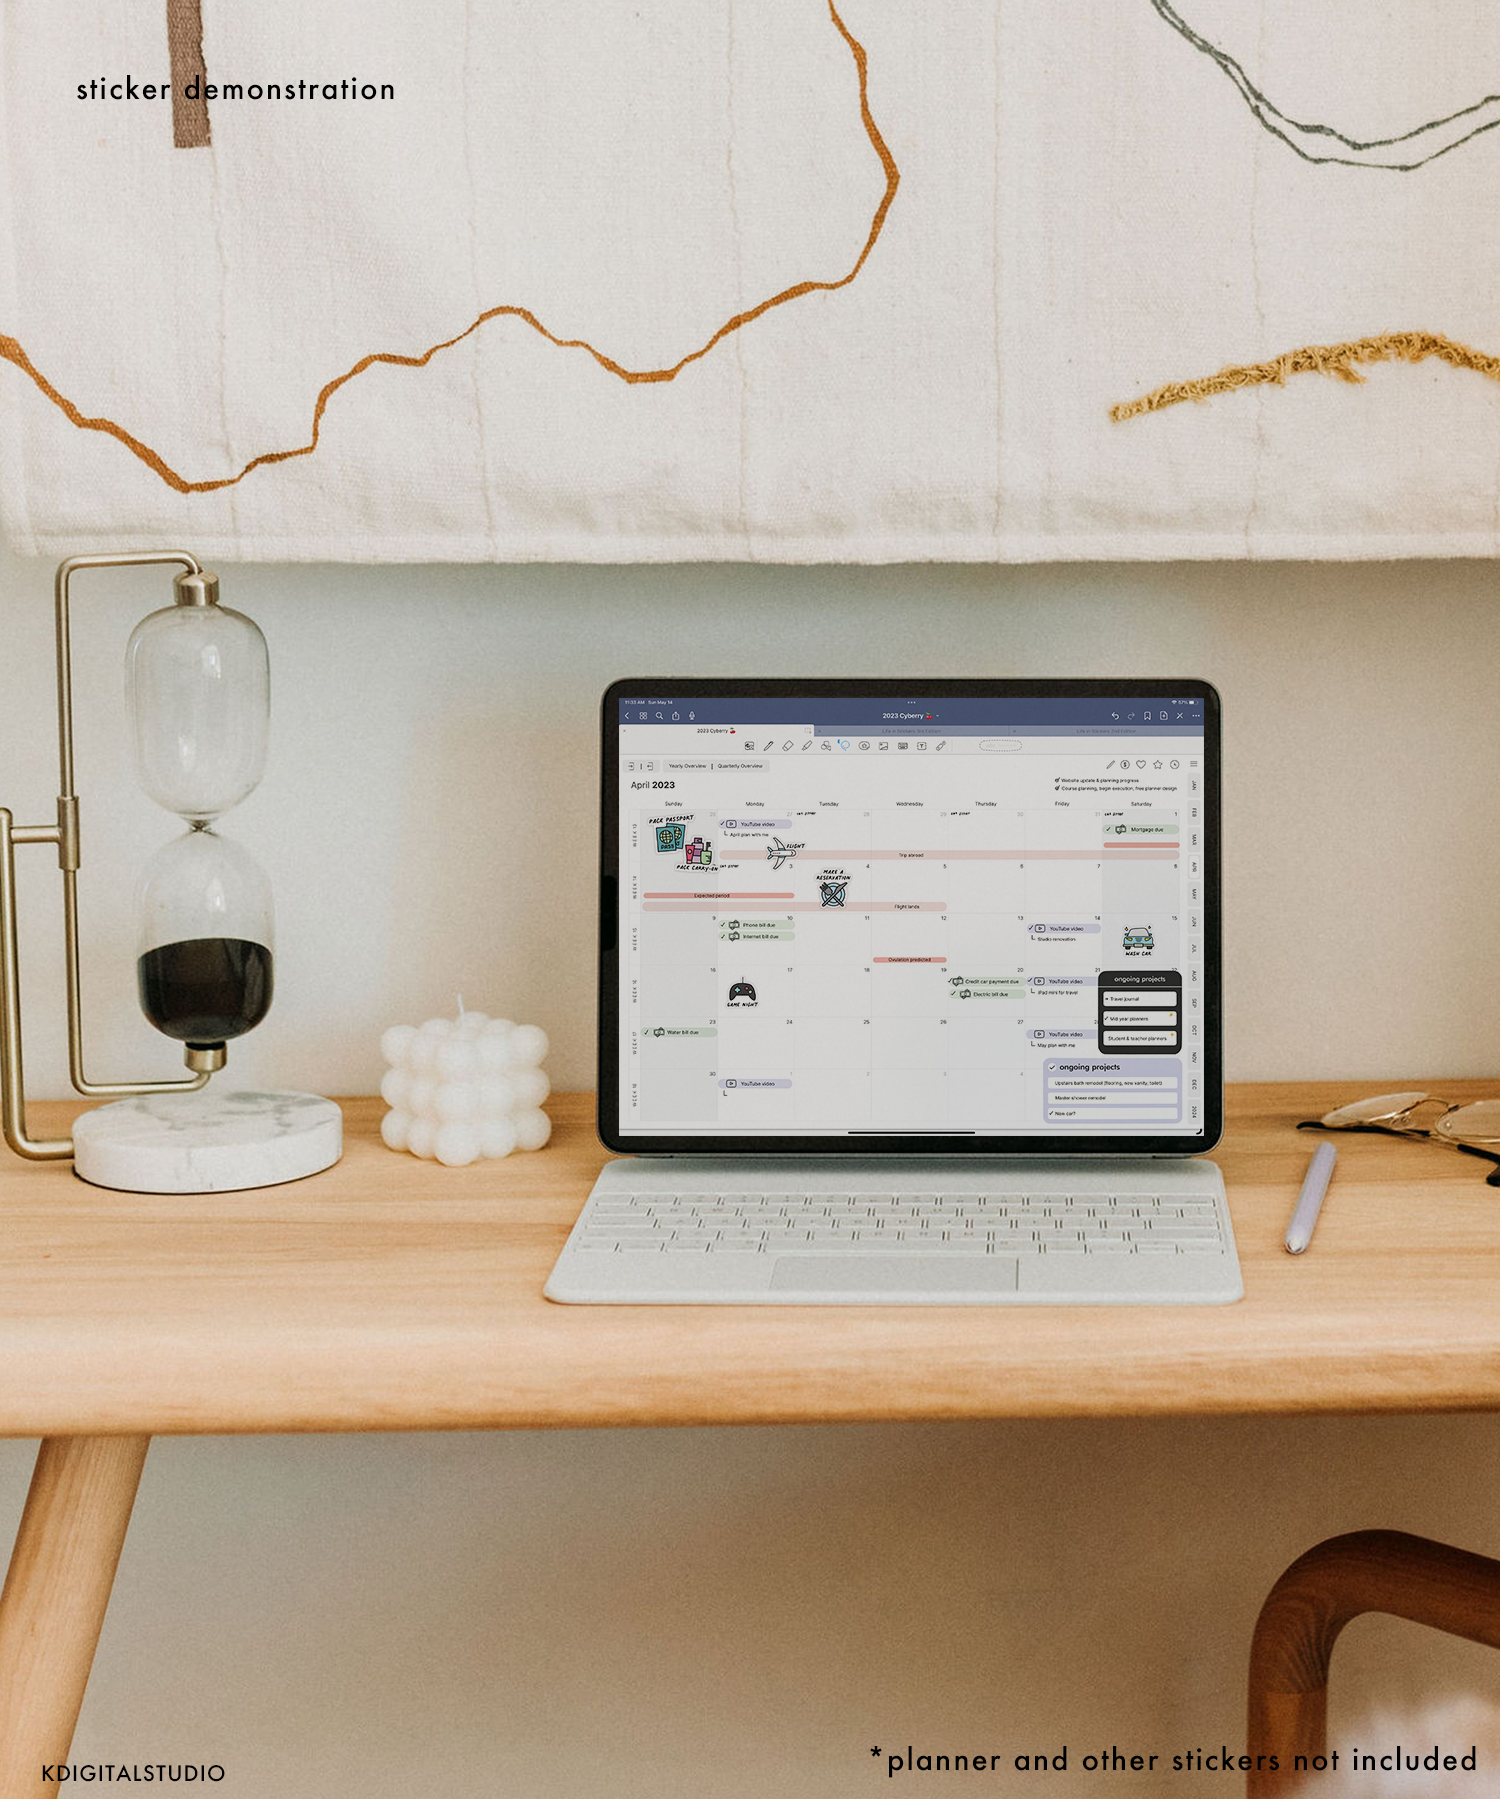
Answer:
[{"left": 598, "top": 678, "right": 1222, "bottom": 1157}]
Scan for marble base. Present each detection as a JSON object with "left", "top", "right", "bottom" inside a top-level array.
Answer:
[{"left": 72, "top": 1090, "right": 343, "bottom": 1194}]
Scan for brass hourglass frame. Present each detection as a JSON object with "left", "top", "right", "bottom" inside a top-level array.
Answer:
[{"left": 0, "top": 551, "right": 215, "bottom": 1162}]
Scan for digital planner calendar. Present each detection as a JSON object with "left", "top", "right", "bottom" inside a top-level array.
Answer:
[{"left": 614, "top": 695, "right": 1207, "bottom": 1138}]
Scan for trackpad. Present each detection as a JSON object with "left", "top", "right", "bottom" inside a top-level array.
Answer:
[{"left": 770, "top": 1256, "right": 1019, "bottom": 1294}]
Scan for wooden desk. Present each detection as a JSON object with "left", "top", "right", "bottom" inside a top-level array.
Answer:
[
  {"left": 0, "top": 1083, "right": 1495, "bottom": 1434},
  {"left": 0, "top": 1081, "right": 1496, "bottom": 1792}
]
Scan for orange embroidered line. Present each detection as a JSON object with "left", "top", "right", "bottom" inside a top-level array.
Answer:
[
  {"left": 1111, "top": 331, "right": 1500, "bottom": 422},
  {"left": 1, "top": 0, "right": 898, "bottom": 496}
]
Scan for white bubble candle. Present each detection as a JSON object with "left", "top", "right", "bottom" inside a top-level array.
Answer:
[{"left": 379, "top": 1007, "right": 551, "bottom": 1167}]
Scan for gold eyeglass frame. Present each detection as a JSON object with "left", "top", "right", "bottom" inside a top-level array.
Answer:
[{"left": 1299, "top": 1092, "right": 1500, "bottom": 1187}]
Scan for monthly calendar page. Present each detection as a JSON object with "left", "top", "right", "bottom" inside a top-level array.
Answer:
[{"left": 615, "top": 695, "right": 1207, "bottom": 1138}]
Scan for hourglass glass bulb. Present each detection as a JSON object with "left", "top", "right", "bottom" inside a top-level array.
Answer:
[
  {"left": 125, "top": 572, "right": 269, "bottom": 825},
  {"left": 136, "top": 829, "right": 274, "bottom": 1057}
]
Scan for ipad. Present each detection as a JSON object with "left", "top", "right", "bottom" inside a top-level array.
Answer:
[{"left": 599, "top": 679, "right": 1220, "bottom": 1157}]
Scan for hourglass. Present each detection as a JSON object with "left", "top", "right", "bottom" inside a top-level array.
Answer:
[
  {"left": 0, "top": 551, "right": 341, "bottom": 1192},
  {"left": 127, "top": 565, "right": 275, "bottom": 1073}
]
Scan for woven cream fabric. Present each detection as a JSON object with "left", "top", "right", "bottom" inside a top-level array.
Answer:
[{"left": 3, "top": 0, "right": 1499, "bottom": 561}]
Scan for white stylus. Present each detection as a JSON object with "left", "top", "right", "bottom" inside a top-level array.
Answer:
[{"left": 1285, "top": 1141, "right": 1338, "bottom": 1255}]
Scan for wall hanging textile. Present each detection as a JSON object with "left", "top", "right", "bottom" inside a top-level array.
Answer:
[{"left": 4, "top": 1, "right": 1500, "bottom": 562}]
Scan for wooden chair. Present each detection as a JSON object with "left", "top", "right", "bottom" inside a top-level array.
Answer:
[{"left": 1246, "top": 1530, "right": 1500, "bottom": 1797}]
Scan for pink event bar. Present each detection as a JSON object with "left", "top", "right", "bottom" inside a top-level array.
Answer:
[
  {"left": 642, "top": 901, "right": 949, "bottom": 912},
  {"left": 724, "top": 848, "right": 1177, "bottom": 860}
]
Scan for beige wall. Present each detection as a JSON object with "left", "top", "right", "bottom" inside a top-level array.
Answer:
[
  {"left": 5, "top": 549, "right": 1498, "bottom": 1095},
  {"left": 2, "top": 540, "right": 1499, "bottom": 1790}
]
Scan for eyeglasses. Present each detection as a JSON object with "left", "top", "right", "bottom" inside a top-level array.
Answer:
[{"left": 1299, "top": 1092, "right": 1500, "bottom": 1187}]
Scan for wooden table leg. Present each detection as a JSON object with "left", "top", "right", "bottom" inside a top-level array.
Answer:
[{"left": 0, "top": 1436, "right": 150, "bottom": 1799}]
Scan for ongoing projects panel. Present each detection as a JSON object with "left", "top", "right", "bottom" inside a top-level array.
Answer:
[{"left": 619, "top": 712, "right": 1206, "bottom": 1137}]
